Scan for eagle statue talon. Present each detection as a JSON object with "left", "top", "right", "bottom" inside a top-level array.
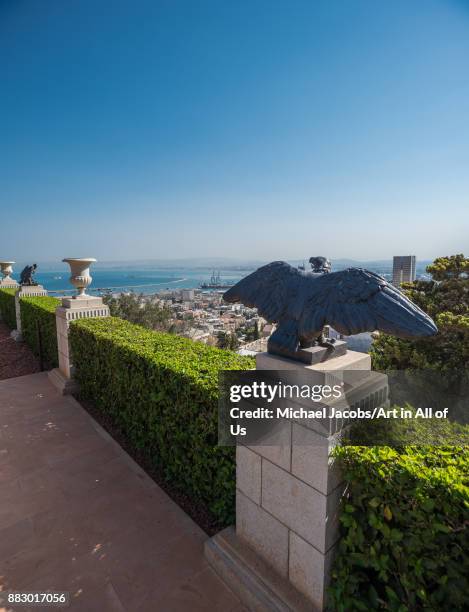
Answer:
[{"left": 317, "top": 335, "right": 336, "bottom": 350}]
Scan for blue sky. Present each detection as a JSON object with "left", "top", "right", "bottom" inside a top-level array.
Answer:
[{"left": 1, "top": 0, "right": 468, "bottom": 262}]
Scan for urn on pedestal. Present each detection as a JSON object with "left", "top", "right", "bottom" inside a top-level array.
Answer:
[
  {"left": 49, "top": 256, "right": 109, "bottom": 395},
  {"left": 62, "top": 258, "right": 97, "bottom": 298},
  {"left": 0, "top": 261, "right": 18, "bottom": 287}
]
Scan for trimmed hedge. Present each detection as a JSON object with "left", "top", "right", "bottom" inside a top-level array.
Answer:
[
  {"left": 69, "top": 316, "right": 254, "bottom": 526},
  {"left": 20, "top": 296, "right": 60, "bottom": 368},
  {"left": 329, "top": 446, "right": 469, "bottom": 611},
  {"left": 0, "top": 288, "right": 17, "bottom": 329}
]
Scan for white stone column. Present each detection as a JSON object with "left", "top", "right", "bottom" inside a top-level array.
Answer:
[
  {"left": 206, "top": 349, "right": 377, "bottom": 612},
  {"left": 48, "top": 295, "right": 110, "bottom": 394},
  {"left": 11, "top": 285, "right": 48, "bottom": 341}
]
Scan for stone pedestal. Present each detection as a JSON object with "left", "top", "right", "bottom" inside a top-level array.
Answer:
[
  {"left": 206, "top": 350, "right": 372, "bottom": 611},
  {"left": 0, "top": 279, "right": 19, "bottom": 289},
  {"left": 256, "top": 349, "right": 371, "bottom": 372},
  {"left": 0, "top": 278, "right": 18, "bottom": 323},
  {"left": 11, "top": 285, "right": 48, "bottom": 341},
  {"left": 48, "top": 296, "right": 109, "bottom": 395},
  {"left": 268, "top": 339, "right": 347, "bottom": 365}
]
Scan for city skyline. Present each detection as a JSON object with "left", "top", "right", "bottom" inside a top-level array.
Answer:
[
  {"left": 2, "top": 0, "right": 468, "bottom": 261},
  {"left": 0, "top": 255, "right": 438, "bottom": 271}
]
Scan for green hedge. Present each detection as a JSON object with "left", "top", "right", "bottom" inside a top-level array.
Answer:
[
  {"left": 20, "top": 296, "right": 60, "bottom": 368},
  {"left": 0, "top": 288, "right": 17, "bottom": 329},
  {"left": 329, "top": 446, "right": 469, "bottom": 611},
  {"left": 69, "top": 316, "right": 254, "bottom": 525}
]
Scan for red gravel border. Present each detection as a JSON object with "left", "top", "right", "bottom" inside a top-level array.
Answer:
[{"left": 0, "top": 322, "right": 41, "bottom": 380}]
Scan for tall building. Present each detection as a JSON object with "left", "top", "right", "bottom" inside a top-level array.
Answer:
[
  {"left": 392, "top": 255, "right": 416, "bottom": 286},
  {"left": 181, "top": 289, "right": 195, "bottom": 301}
]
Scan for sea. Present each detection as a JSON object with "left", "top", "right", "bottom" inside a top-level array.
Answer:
[
  {"left": 15, "top": 260, "right": 432, "bottom": 297},
  {"left": 23, "top": 266, "right": 248, "bottom": 296}
]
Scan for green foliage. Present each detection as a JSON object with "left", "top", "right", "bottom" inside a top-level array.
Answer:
[
  {"left": 347, "top": 403, "right": 469, "bottom": 447},
  {"left": 370, "top": 254, "right": 469, "bottom": 377},
  {"left": 0, "top": 288, "right": 17, "bottom": 329},
  {"left": 69, "top": 316, "right": 254, "bottom": 526},
  {"left": 218, "top": 331, "right": 239, "bottom": 350},
  {"left": 339, "top": 254, "right": 469, "bottom": 608},
  {"left": 102, "top": 291, "right": 201, "bottom": 338},
  {"left": 20, "top": 296, "right": 60, "bottom": 368},
  {"left": 102, "top": 291, "right": 172, "bottom": 331},
  {"left": 244, "top": 321, "right": 260, "bottom": 342},
  {"left": 426, "top": 254, "right": 469, "bottom": 281},
  {"left": 329, "top": 445, "right": 469, "bottom": 611}
]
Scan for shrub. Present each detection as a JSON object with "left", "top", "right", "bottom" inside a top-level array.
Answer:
[
  {"left": 329, "top": 445, "right": 469, "bottom": 611},
  {"left": 370, "top": 254, "right": 469, "bottom": 376},
  {"left": 345, "top": 403, "right": 469, "bottom": 447},
  {"left": 69, "top": 316, "right": 254, "bottom": 526},
  {"left": 20, "top": 296, "right": 60, "bottom": 368},
  {"left": 0, "top": 288, "right": 17, "bottom": 329}
]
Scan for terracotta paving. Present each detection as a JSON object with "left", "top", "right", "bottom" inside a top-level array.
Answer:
[
  {"left": 0, "top": 373, "right": 242, "bottom": 612},
  {"left": 0, "top": 324, "right": 40, "bottom": 381}
]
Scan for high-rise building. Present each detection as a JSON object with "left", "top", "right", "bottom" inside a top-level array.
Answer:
[
  {"left": 392, "top": 255, "right": 416, "bottom": 286},
  {"left": 181, "top": 289, "right": 195, "bottom": 301}
]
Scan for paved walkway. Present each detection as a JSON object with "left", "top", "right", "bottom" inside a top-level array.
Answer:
[{"left": 0, "top": 373, "right": 242, "bottom": 612}]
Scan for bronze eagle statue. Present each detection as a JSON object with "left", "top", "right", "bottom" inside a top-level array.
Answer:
[
  {"left": 19, "top": 263, "right": 38, "bottom": 286},
  {"left": 224, "top": 261, "right": 437, "bottom": 356}
]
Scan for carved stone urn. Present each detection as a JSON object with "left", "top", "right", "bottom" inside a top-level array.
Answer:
[
  {"left": 0, "top": 261, "right": 17, "bottom": 286},
  {"left": 63, "top": 258, "right": 97, "bottom": 298}
]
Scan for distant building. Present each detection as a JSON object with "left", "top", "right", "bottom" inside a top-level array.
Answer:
[
  {"left": 181, "top": 289, "right": 195, "bottom": 301},
  {"left": 392, "top": 255, "right": 416, "bottom": 286},
  {"left": 237, "top": 337, "right": 269, "bottom": 356}
]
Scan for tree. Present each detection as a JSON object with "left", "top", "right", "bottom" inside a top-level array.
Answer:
[
  {"left": 217, "top": 332, "right": 239, "bottom": 351},
  {"left": 370, "top": 254, "right": 469, "bottom": 391},
  {"left": 102, "top": 292, "right": 172, "bottom": 332},
  {"left": 426, "top": 253, "right": 469, "bottom": 281},
  {"left": 244, "top": 321, "right": 260, "bottom": 342}
]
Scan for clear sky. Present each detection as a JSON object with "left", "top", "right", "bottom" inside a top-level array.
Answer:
[{"left": 1, "top": 0, "right": 468, "bottom": 262}]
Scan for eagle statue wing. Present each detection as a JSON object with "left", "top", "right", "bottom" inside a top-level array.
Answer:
[
  {"left": 223, "top": 261, "right": 301, "bottom": 322},
  {"left": 299, "top": 268, "right": 437, "bottom": 339}
]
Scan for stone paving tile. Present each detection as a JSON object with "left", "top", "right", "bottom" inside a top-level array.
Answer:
[
  {"left": 139, "top": 565, "right": 245, "bottom": 612},
  {"left": 68, "top": 581, "right": 127, "bottom": 612},
  {"left": 0, "top": 373, "right": 239, "bottom": 611}
]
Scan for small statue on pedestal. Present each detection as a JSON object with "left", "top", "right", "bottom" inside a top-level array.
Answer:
[{"left": 19, "top": 263, "right": 38, "bottom": 286}]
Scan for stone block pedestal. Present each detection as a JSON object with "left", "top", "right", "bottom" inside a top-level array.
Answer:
[
  {"left": 48, "top": 295, "right": 109, "bottom": 395},
  {"left": 206, "top": 350, "right": 373, "bottom": 611},
  {"left": 0, "top": 279, "right": 19, "bottom": 288},
  {"left": 11, "top": 285, "right": 48, "bottom": 341},
  {"left": 256, "top": 349, "right": 371, "bottom": 372}
]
